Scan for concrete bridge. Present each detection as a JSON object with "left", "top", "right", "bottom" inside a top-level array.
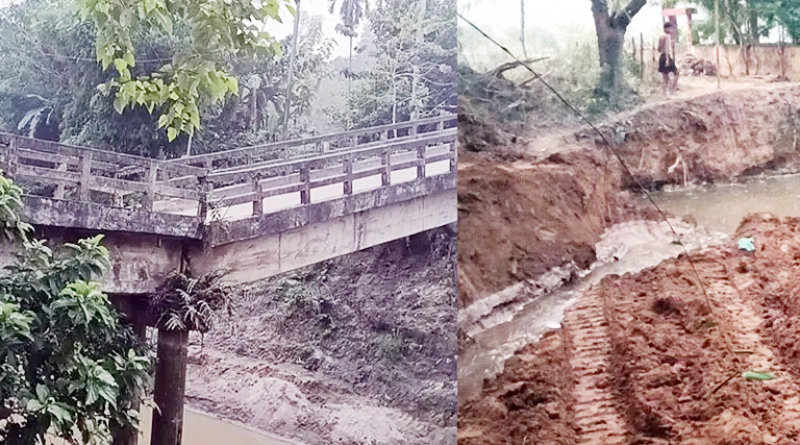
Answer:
[{"left": 0, "top": 114, "right": 456, "bottom": 445}]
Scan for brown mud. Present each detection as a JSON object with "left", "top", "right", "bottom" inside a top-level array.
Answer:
[
  {"left": 459, "top": 81, "right": 800, "bottom": 444},
  {"left": 459, "top": 83, "right": 800, "bottom": 314},
  {"left": 182, "top": 227, "right": 457, "bottom": 445},
  {"left": 459, "top": 215, "right": 800, "bottom": 444}
]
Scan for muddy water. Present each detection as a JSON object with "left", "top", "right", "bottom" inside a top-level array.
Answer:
[
  {"left": 653, "top": 173, "right": 800, "bottom": 235},
  {"left": 47, "top": 407, "right": 296, "bottom": 445},
  {"left": 457, "top": 219, "right": 726, "bottom": 404}
]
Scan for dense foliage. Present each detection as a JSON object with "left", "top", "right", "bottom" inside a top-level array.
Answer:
[
  {"left": 0, "top": 173, "right": 151, "bottom": 444},
  {"left": 0, "top": 0, "right": 455, "bottom": 158}
]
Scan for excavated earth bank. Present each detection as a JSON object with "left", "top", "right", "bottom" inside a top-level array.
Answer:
[
  {"left": 459, "top": 84, "right": 800, "bottom": 443},
  {"left": 459, "top": 84, "right": 800, "bottom": 317}
]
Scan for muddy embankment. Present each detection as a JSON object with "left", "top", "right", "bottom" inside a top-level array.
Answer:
[
  {"left": 460, "top": 214, "right": 800, "bottom": 444},
  {"left": 183, "top": 226, "right": 457, "bottom": 445},
  {"left": 458, "top": 85, "right": 800, "bottom": 327}
]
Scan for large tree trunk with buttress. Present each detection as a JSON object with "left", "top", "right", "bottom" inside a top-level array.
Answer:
[{"left": 591, "top": 0, "right": 646, "bottom": 108}]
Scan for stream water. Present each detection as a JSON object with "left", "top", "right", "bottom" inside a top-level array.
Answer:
[
  {"left": 47, "top": 407, "right": 296, "bottom": 445},
  {"left": 458, "top": 173, "right": 800, "bottom": 404}
]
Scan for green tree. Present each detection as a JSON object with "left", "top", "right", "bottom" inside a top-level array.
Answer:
[
  {"left": 0, "top": 0, "right": 332, "bottom": 158},
  {"left": 328, "top": 0, "right": 365, "bottom": 95},
  {"left": 76, "top": 0, "right": 292, "bottom": 141},
  {"left": 340, "top": 0, "right": 455, "bottom": 129},
  {"left": 0, "top": 173, "right": 151, "bottom": 444}
]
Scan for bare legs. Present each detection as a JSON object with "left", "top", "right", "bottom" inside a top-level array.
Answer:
[{"left": 662, "top": 72, "right": 679, "bottom": 96}]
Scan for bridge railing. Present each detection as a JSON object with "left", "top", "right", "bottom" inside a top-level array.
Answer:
[
  {"left": 191, "top": 128, "right": 457, "bottom": 219},
  {"left": 171, "top": 113, "right": 458, "bottom": 171},
  {"left": 0, "top": 116, "right": 457, "bottom": 221},
  {"left": 0, "top": 133, "right": 206, "bottom": 211}
]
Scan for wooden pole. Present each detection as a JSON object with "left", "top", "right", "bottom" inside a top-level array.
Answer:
[
  {"left": 715, "top": 0, "right": 721, "bottom": 88},
  {"left": 640, "top": 33, "right": 645, "bottom": 79}
]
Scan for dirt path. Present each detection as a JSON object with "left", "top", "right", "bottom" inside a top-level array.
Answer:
[{"left": 563, "top": 288, "right": 627, "bottom": 445}]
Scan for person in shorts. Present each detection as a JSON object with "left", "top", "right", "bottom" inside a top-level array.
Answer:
[{"left": 658, "top": 21, "right": 679, "bottom": 95}]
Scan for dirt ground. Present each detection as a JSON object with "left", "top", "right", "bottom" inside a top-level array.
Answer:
[
  {"left": 459, "top": 215, "right": 800, "bottom": 444},
  {"left": 182, "top": 226, "right": 457, "bottom": 445},
  {"left": 458, "top": 79, "right": 800, "bottom": 319},
  {"left": 459, "top": 78, "right": 800, "bottom": 444}
]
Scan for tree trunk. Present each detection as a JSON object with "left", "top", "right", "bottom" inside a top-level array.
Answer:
[
  {"left": 348, "top": 35, "right": 353, "bottom": 97},
  {"left": 520, "top": 0, "right": 527, "bottom": 58},
  {"left": 590, "top": 0, "right": 645, "bottom": 108},
  {"left": 281, "top": 0, "right": 301, "bottom": 142},
  {"left": 595, "top": 23, "right": 628, "bottom": 106},
  {"left": 410, "top": 0, "right": 427, "bottom": 121}
]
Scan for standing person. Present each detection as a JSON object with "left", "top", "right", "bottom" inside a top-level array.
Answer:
[{"left": 658, "top": 21, "right": 679, "bottom": 95}]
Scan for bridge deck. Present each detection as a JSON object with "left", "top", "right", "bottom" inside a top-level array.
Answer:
[{"left": 0, "top": 115, "right": 457, "bottom": 242}]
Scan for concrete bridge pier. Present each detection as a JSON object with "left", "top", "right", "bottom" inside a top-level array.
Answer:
[{"left": 150, "top": 329, "right": 189, "bottom": 445}]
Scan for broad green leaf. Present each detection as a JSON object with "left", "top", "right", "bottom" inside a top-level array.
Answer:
[
  {"left": 26, "top": 399, "right": 43, "bottom": 412},
  {"left": 113, "top": 58, "right": 128, "bottom": 74}
]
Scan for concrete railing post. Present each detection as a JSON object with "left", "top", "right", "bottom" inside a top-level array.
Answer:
[
  {"left": 416, "top": 145, "right": 426, "bottom": 179},
  {"left": 143, "top": 160, "right": 158, "bottom": 212},
  {"left": 343, "top": 156, "right": 353, "bottom": 195},
  {"left": 450, "top": 141, "right": 457, "bottom": 173},
  {"left": 300, "top": 167, "right": 311, "bottom": 204},
  {"left": 381, "top": 150, "right": 391, "bottom": 186},
  {"left": 54, "top": 163, "right": 68, "bottom": 199},
  {"left": 6, "top": 138, "right": 18, "bottom": 180},
  {"left": 79, "top": 151, "right": 93, "bottom": 202},
  {"left": 252, "top": 176, "right": 264, "bottom": 216},
  {"left": 197, "top": 176, "right": 210, "bottom": 224}
]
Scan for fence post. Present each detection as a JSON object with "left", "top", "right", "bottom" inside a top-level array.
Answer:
[
  {"left": 640, "top": 33, "right": 645, "bottom": 79},
  {"left": 79, "top": 151, "right": 93, "bottom": 202},
  {"left": 449, "top": 141, "right": 457, "bottom": 174},
  {"left": 343, "top": 155, "right": 353, "bottom": 195},
  {"left": 381, "top": 150, "right": 391, "bottom": 186},
  {"left": 143, "top": 159, "right": 157, "bottom": 211},
  {"left": 299, "top": 167, "right": 311, "bottom": 204},
  {"left": 252, "top": 175, "right": 264, "bottom": 216},
  {"left": 53, "top": 162, "right": 68, "bottom": 199}
]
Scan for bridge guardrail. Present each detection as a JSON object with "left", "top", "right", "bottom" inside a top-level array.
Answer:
[
  {"left": 171, "top": 113, "right": 457, "bottom": 170},
  {"left": 0, "top": 117, "right": 456, "bottom": 222}
]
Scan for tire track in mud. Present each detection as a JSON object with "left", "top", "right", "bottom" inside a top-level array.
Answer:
[
  {"left": 563, "top": 287, "right": 627, "bottom": 445},
  {"left": 718, "top": 256, "right": 800, "bottom": 438}
]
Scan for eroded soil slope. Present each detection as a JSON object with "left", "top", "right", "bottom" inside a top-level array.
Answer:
[
  {"left": 184, "top": 226, "right": 457, "bottom": 445},
  {"left": 459, "top": 215, "right": 800, "bottom": 444},
  {"left": 457, "top": 150, "right": 645, "bottom": 309},
  {"left": 459, "top": 84, "right": 800, "bottom": 313}
]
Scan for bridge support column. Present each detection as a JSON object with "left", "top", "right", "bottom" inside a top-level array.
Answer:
[{"left": 151, "top": 328, "right": 189, "bottom": 445}]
